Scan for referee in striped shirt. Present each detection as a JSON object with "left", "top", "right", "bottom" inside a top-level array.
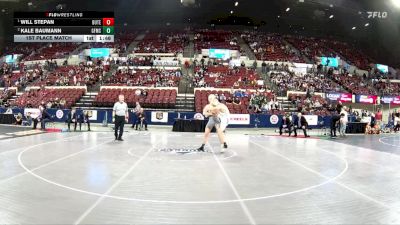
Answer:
[{"left": 113, "top": 94, "right": 129, "bottom": 141}]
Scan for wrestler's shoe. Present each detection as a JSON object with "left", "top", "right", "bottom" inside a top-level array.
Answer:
[
  {"left": 220, "top": 143, "right": 228, "bottom": 153},
  {"left": 197, "top": 145, "right": 205, "bottom": 152}
]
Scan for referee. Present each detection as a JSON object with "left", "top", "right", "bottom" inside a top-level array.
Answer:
[{"left": 113, "top": 94, "right": 129, "bottom": 141}]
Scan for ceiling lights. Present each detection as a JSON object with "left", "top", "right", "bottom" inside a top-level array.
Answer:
[{"left": 392, "top": 0, "right": 400, "bottom": 8}]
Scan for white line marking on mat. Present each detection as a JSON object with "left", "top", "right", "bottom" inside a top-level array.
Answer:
[
  {"left": 0, "top": 133, "right": 84, "bottom": 155},
  {"left": 17, "top": 136, "right": 348, "bottom": 204},
  {"left": 209, "top": 144, "right": 257, "bottom": 225},
  {"left": 250, "top": 139, "right": 396, "bottom": 212},
  {"left": 74, "top": 144, "right": 156, "bottom": 225},
  {"left": 7, "top": 137, "right": 114, "bottom": 184},
  {"left": 379, "top": 135, "right": 400, "bottom": 148}
]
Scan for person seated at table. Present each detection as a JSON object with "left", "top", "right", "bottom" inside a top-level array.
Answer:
[
  {"left": 365, "top": 122, "right": 378, "bottom": 135},
  {"left": 135, "top": 108, "right": 148, "bottom": 131},
  {"left": 32, "top": 111, "right": 40, "bottom": 129},
  {"left": 279, "top": 113, "right": 293, "bottom": 136},
  {"left": 14, "top": 113, "right": 23, "bottom": 125},
  {"left": 66, "top": 108, "right": 80, "bottom": 131},
  {"left": 74, "top": 109, "right": 85, "bottom": 131},
  {"left": 22, "top": 112, "right": 33, "bottom": 127},
  {"left": 39, "top": 107, "right": 51, "bottom": 130},
  {"left": 84, "top": 111, "right": 91, "bottom": 131},
  {"left": 372, "top": 122, "right": 381, "bottom": 135},
  {"left": 66, "top": 108, "right": 74, "bottom": 131},
  {"left": 293, "top": 112, "right": 310, "bottom": 138}
]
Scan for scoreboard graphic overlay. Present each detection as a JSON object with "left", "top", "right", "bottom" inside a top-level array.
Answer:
[{"left": 14, "top": 12, "right": 114, "bottom": 43}]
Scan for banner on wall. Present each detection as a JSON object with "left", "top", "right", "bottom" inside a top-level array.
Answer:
[
  {"left": 355, "top": 95, "right": 378, "bottom": 104},
  {"left": 229, "top": 59, "right": 241, "bottom": 67},
  {"left": 361, "top": 116, "right": 372, "bottom": 123},
  {"left": 24, "top": 108, "right": 40, "bottom": 119},
  {"left": 304, "top": 115, "right": 318, "bottom": 126},
  {"left": 151, "top": 112, "right": 168, "bottom": 123},
  {"left": 326, "top": 93, "right": 352, "bottom": 103},
  {"left": 390, "top": 96, "right": 400, "bottom": 105},
  {"left": 84, "top": 110, "right": 98, "bottom": 121},
  {"left": 381, "top": 96, "right": 400, "bottom": 105},
  {"left": 228, "top": 114, "right": 250, "bottom": 125},
  {"left": 153, "top": 60, "right": 179, "bottom": 67}
]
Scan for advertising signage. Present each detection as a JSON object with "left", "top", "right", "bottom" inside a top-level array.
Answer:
[
  {"left": 326, "top": 93, "right": 352, "bottom": 103},
  {"left": 355, "top": 95, "right": 378, "bottom": 104},
  {"left": 321, "top": 57, "right": 339, "bottom": 67},
  {"left": 376, "top": 64, "right": 389, "bottom": 73},
  {"left": 90, "top": 48, "right": 110, "bottom": 58},
  {"left": 381, "top": 96, "right": 400, "bottom": 105}
]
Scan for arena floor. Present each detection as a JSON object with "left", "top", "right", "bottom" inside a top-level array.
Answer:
[{"left": 1, "top": 127, "right": 400, "bottom": 224}]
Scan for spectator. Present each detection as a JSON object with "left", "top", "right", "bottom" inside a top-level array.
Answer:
[
  {"left": 39, "top": 106, "right": 51, "bottom": 130},
  {"left": 15, "top": 113, "right": 23, "bottom": 125},
  {"left": 219, "top": 94, "right": 226, "bottom": 103},
  {"left": 22, "top": 112, "right": 33, "bottom": 126},
  {"left": 135, "top": 108, "right": 148, "bottom": 130},
  {"left": 375, "top": 109, "right": 382, "bottom": 122},
  {"left": 339, "top": 107, "right": 348, "bottom": 136},
  {"left": 233, "top": 97, "right": 241, "bottom": 105},
  {"left": 84, "top": 111, "right": 91, "bottom": 131}
]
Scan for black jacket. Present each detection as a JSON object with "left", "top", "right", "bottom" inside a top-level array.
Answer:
[
  {"left": 279, "top": 117, "right": 292, "bottom": 127},
  {"left": 294, "top": 116, "right": 308, "bottom": 128},
  {"left": 66, "top": 111, "right": 73, "bottom": 122},
  {"left": 41, "top": 109, "right": 51, "bottom": 120},
  {"left": 67, "top": 111, "right": 83, "bottom": 122}
]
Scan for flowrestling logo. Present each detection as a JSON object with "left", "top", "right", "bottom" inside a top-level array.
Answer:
[{"left": 367, "top": 11, "right": 388, "bottom": 19}]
